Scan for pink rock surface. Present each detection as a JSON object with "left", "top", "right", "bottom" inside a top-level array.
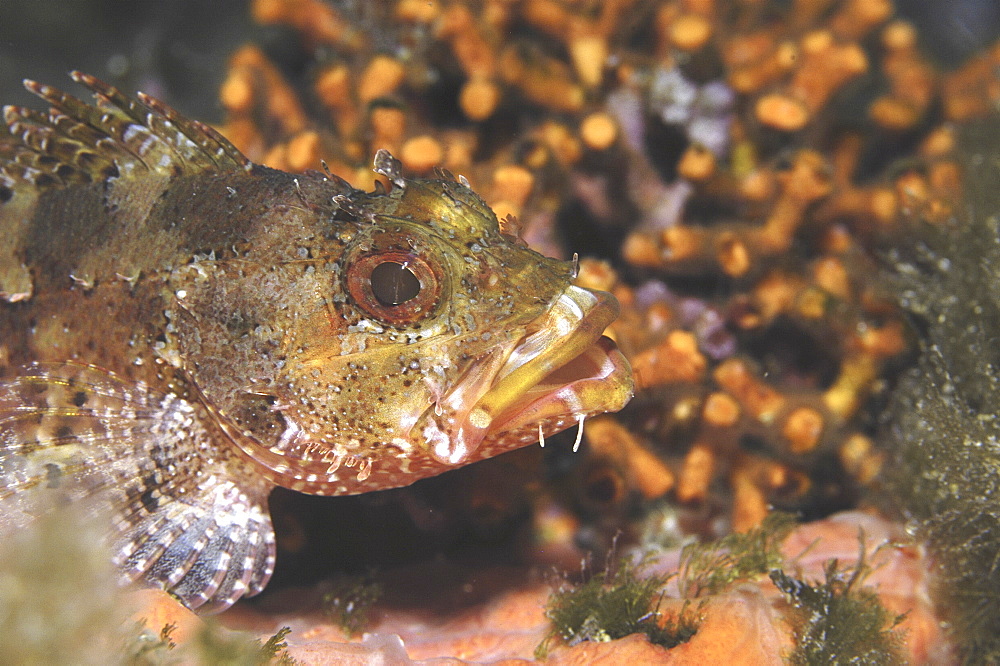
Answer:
[{"left": 136, "top": 511, "right": 949, "bottom": 664}]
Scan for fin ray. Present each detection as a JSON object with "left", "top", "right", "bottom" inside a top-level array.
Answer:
[
  {"left": 0, "top": 362, "right": 274, "bottom": 612},
  {"left": 1, "top": 72, "right": 249, "bottom": 192}
]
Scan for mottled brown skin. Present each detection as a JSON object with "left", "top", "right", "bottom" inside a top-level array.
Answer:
[{"left": 0, "top": 74, "right": 632, "bottom": 612}]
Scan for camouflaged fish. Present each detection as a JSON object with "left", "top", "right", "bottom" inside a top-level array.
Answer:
[{"left": 0, "top": 73, "right": 633, "bottom": 612}]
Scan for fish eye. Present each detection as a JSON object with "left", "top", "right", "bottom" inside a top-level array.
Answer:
[
  {"left": 370, "top": 261, "right": 420, "bottom": 306},
  {"left": 345, "top": 247, "right": 442, "bottom": 326}
]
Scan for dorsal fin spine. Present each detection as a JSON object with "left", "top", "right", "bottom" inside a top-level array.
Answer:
[
  {"left": 135, "top": 90, "right": 250, "bottom": 171},
  {"left": 1, "top": 72, "right": 253, "bottom": 192},
  {"left": 21, "top": 79, "right": 159, "bottom": 175}
]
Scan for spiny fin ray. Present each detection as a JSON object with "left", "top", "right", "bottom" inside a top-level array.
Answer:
[{"left": 0, "top": 72, "right": 249, "bottom": 192}]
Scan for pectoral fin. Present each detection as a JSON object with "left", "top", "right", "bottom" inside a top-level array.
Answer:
[{"left": 0, "top": 362, "right": 275, "bottom": 612}]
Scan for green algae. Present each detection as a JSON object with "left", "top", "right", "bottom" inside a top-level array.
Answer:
[
  {"left": 321, "top": 573, "right": 384, "bottom": 637},
  {"left": 536, "top": 513, "right": 800, "bottom": 657},
  {"left": 124, "top": 620, "right": 297, "bottom": 665},
  {"left": 536, "top": 558, "right": 701, "bottom": 658},
  {"left": 0, "top": 502, "right": 296, "bottom": 664},
  {"left": 677, "top": 511, "right": 797, "bottom": 597},
  {"left": 884, "top": 112, "right": 1000, "bottom": 663},
  {"left": 770, "top": 540, "right": 905, "bottom": 666}
]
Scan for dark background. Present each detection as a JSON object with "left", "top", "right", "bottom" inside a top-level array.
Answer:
[
  {"left": 0, "top": 0, "right": 254, "bottom": 122},
  {"left": 0, "top": 0, "right": 998, "bottom": 124}
]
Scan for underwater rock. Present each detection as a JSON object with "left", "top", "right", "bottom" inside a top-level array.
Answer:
[{"left": 197, "top": 511, "right": 937, "bottom": 663}]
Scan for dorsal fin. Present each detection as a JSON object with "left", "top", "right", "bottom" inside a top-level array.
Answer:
[{"left": 0, "top": 71, "right": 250, "bottom": 192}]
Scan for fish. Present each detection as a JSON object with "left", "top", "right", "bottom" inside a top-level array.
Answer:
[{"left": 0, "top": 72, "right": 633, "bottom": 612}]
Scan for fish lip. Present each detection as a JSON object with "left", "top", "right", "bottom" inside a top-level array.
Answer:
[
  {"left": 484, "top": 334, "right": 632, "bottom": 438},
  {"left": 421, "top": 285, "right": 634, "bottom": 465}
]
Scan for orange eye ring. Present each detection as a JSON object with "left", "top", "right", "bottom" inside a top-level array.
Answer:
[{"left": 346, "top": 249, "right": 442, "bottom": 326}]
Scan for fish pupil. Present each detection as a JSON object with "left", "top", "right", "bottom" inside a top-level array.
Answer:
[{"left": 370, "top": 261, "right": 421, "bottom": 306}]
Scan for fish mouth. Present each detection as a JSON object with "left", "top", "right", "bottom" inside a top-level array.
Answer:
[{"left": 420, "top": 285, "right": 634, "bottom": 465}]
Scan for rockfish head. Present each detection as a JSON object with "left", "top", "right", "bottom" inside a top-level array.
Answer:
[{"left": 171, "top": 152, "right": 633, "bottom": 495}]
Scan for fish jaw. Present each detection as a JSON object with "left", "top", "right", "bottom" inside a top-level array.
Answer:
[{"left": 416, "top": 285, "right": 634, "bottom": 466}]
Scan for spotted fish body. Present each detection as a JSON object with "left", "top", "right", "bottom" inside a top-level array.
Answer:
[{"left": 0, "top": 73, "right": 633, "bottom": 612}]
